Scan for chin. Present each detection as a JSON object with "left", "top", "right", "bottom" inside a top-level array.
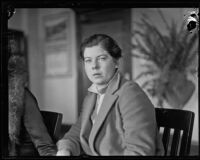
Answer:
[{"left": 93, "top": 80, "right": 106, "bottom": 85}]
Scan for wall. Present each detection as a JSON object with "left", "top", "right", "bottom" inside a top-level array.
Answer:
[
  {"left": 131, "top": 8, "right": 199, "bottom": 143},
  {"left": 8, "top": 8, "right": 78, "bottom": 124}
]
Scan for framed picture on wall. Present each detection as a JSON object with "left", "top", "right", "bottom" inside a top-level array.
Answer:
[{"left": 43, "top": 11, "right": 72, "bottom": 77}]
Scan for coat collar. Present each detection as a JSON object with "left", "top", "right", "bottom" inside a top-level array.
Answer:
[
  {"left": 87, "top": 69, "right": 119, "bottom": 95},
  {"left": 81, "top": 71, "right": 124, "bottom": 155}
]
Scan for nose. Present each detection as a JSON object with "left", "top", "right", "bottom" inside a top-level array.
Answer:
[{"left": 92, "top": 59, "right": 99, "bottom": 70}]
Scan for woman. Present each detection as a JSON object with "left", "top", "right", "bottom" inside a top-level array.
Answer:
[{"left": 56, "top": 34, "right": 164, "bottom": 156}]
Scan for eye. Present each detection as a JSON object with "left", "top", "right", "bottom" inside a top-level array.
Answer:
[
  {"left": 84, "top": 59, "right": 91, "bottom": 63},
  {"left": 98, "top": 56, "right": 107, "bottom": 61}
]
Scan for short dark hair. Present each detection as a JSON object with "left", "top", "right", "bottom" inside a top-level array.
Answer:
[{"left": 80, "top": 34, "right": 122, "bottom": 60}]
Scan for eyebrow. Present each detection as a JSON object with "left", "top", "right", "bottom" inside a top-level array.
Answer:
[{"left": 84, "top": 54, "right": 108, "bottom": 59}]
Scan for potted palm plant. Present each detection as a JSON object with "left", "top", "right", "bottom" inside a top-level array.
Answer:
[{"left": 132, "top": 10, "right": 198, "bottom": 109}]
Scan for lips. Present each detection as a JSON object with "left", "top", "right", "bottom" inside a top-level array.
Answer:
[{"left": 93, "top": 73, "right": 102, "bottom": 77}]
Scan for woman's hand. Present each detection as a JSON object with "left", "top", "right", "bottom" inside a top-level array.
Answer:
[{"left": 56, "top": 150, "right": 71, "bottom": 156}]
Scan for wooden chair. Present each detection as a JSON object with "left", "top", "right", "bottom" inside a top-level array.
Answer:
[
  {"left": 40, "top": 110, "right": 63, "bottom": 142},
  {"left": 155, "top": 108, "right": 195, "bottom": 156}
]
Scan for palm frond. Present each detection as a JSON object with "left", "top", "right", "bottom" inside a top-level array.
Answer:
[
  {"left": 142, "top": 78, "right": 159, "bottom": 89},
  {"left": 141, "top": 18, "right": 169, "bottom": 50},
  {"left": 135, "top": 70, "right": 158, "bottom": 80},
  {"left": 179, "top": 33, "right": 198, "bottom": 67},
  {"left": 157, "top": 8, "right": 171, "bottom": 31},
  {"left": 185, "top": 51, "right": 198, "bottom": 68},
  {"left": 131, "top": 53, "right": 149, "bottom": 60},
  {"left": 132, "top": 10, "right": 198, "bottom": 108}
]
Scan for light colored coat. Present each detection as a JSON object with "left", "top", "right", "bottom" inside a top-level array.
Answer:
[{"left": 57, "top": 73, "right": 164, "bottom": 155}]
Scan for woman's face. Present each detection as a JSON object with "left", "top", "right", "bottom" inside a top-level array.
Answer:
[{"left": 83, "top": 45, "right": 117, "bottom": 87}]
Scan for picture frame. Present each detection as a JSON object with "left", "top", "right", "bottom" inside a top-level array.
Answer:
[{"left": 43, "top": 11, "right": 72, "bottom": 77}]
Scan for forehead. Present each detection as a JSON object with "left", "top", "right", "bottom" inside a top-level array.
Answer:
[{"left": 84, "top": 45, "right": 109, "bottom": 58}]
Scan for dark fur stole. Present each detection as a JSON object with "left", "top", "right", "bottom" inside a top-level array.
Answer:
[{"left": 8, "top": 55, "right": 27, "bottom": 146}]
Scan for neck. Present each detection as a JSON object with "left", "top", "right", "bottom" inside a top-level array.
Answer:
[{"left": 96, "top": 83, "right": 108, "bottom": 90}]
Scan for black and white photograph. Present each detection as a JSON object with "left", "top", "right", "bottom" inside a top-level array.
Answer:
[{"left": 0, "top": 0, "right": 199, "bottom": 159}]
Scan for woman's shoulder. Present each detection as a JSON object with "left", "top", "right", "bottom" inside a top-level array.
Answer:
[
  {"left": 119, "top": 78, "right": 144, "bottom": 96},
  {"left": 24, "top": 87, "right": 38, "bottom": 104},
  {"left": 117, "top": 78, "right": 154, "bottom": 110}
]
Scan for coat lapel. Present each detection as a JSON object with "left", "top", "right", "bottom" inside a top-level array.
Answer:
[
  {"left": 88, "top": 94, "right": 118, "bottom": 154},
  {"left": 88, "top": 72, "right": 122, "bottom": 155},
  {"left": 80, "top": 93, "right": 96, "bottom": 154}
]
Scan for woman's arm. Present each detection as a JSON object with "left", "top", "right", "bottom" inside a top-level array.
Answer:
[
  {"left": 56, "top": 116, "right": 82, "bottom": 156},
  {"left": 23, "top": 88, "right": 57, "bottom": 156}
]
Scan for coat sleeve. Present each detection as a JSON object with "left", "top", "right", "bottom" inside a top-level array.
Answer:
[
  {"left": 56, "top": 92, "right": 94, "bottom": 156},
  {"left": 23, "top": 88, "right": 57, "bottom": 156},
  {"left": 118, "top": 82, "right": 160, "bottom": 155},
  {"left": 56, "top": 116, "right": 82, "bottom": 156}
]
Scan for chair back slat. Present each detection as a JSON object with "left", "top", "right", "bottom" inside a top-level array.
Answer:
[
  {"left": 155, "top": 108, "right": 195, "bottom": 156},
  {"left": 179, "top": 131, "right": 189, "bottom": 155},
  {"left": 170, "top": 129, "right": 181, "bottom": 155},
  {"left": 180, "top": 112, "right": 195, "bottom": 155},
  {"left": 162, "top": 127, "right": 171, "bottom": 155}
]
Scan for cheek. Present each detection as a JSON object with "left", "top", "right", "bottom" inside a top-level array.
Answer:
[
  {"left": 103, "top": 62, "right": 116, "bottom": 74},
  {"left": 84, "top": 64, "right": 92, "bottom": 76},
  {"left": 84, "top": 65, "right": 88, "bottom": 73}
]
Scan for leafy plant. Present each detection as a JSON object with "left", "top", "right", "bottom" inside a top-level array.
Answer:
[{"left": 132, "top": 10, "right": 198, "bottom": 108}]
